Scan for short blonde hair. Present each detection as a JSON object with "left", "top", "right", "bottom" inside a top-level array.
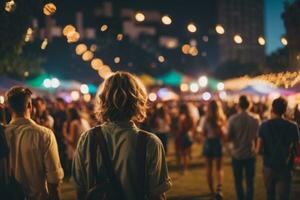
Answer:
[{"left": 95, "top": 71, "right": 148, "bottom": 122}]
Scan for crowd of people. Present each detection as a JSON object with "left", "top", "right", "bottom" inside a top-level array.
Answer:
[{"left": 0, "top": 71, "right": 300, "bottom": 200}]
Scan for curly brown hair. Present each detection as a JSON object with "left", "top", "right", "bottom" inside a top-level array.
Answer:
[{"left": 95, "top": 71, "right": 148, "bottom": 123}]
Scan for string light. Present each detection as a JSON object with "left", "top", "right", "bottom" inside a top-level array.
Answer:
[
  {"left": 91, "top": 58, "right": 104, "bottom": 70},
  {"left": 281, "top": 37, "right": 288, "bottom": 46},
  {"left": 41, "top": 38, "right": 48, "bottom": 50},
  {"left": 114, "top": 57, "right": 121, "bottom": 64},
  {"left": 158, "top": 56, "right": 165, "bottom": 63},
  {"left": 5, "top": 0, "right": 16, "bottom": 12},
  {"left": 24, "top": 27, "right": 33, "bottom": 42},
  {"left": 43, "top": 3, "right": 56, "bottom": 16},
  {"left": 181, "top": 44, "right": 190, "bottom": 54},
  {"left": 161, "top": 15, "right": 172, "bottom": 25},
  {"left": 75, "top": 44, "right": 87, "bottom": 55},
  {"left": 180, "top": 83, "right": 189, "bottom": 92},
  {"left": 189, "top": 46, "right": 198, "bottom": 56},
  {"left": 135, "top": 12, "right": 145, "bottom": 22},
  {"left": 82, "top": 51, "right": 94, "bottom": 61},
  {"left": 90, "top": 44, "right": 97, "bottom": 52},
  {"left": 187, "top": 23, "right": 197, "bottom": 33},
  {"left": 258, "top": 36, "right": 266, "bottom": 46},
  {"left": 63, "top": 25, "right": 76, "bottom": 36},
  {"left": 100, "top": 24, "right": 108, "bottom": 32},
  {"left": 233, "top": 34, "right": 243, "bottom": 44},
  {"left": 116, "top": 34, "right": 123, "bottom": 41},
  {"left": 215, "top": 25, "right": 225, "bottom": 35}
]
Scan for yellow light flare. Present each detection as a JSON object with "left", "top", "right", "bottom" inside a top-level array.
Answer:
[
  {"left": 24, "top": 27, "right": 33, "bottom": 42},
  {"left": 215, "top": 25, "right": 225, "bottom": 34},
  {"left": 91, "top": 58, "right": 104, "bottom": 70},
  {"left": 100, "top": 24, "right": 108, "bottom": 32},
  {"left": 67, "top": 31, "right": 80, "bottom": 43},
  {"left": 181, "top": 44, "right": 191, "bottom": 54},
  {"left": 187, "top": 23, "right": 197, "bottom": 33},
  {"left": 135, "top": 12, "right": 145, "bottom": 22},
  {"left": 161, "top": 15, "right": 172, "bottom": 25},
  {"left": 43, "top": 3, "right": 56, "bottom": 16},
  {"left": 116, "top": 33, "right": 123, "bottom": 41},
  {"left": 258, "top": 36, "right": 266, "bottom": 45},
  {"left": 82, "top": 50, "right": 94, "bottom": 61},
  {"left": 180, "top": 83, "right": 189, "bottom": 92},
  {"left": 189, "top": 46, "right": 198, "bottom": 56},
  {"left": 90, "top": 44, "right": 97, "bottom": 52},
  {"left": 63, "top": 25, "right": 76, "bottom": 36},
  {"left": 281, "top": 37, "right": 288, "bottom": 46},
  {"left": 5, "top": 0, "right": 16, "bottom": 12},
  {"left": 98, "top": 65, "right": 113, "bottom": 79},
  {"left": 158, "top": 56, "right": 165, "bottom": 63},
  {"left": 114, "top": 57, "right": 121, "bottom": 64},
  {"left": 233, "top": 34, "right": 243, "bottom": 44},
  {"left": 41, "top": 38, "right": 48, "bottom": 50},
  {"left": 75, "top": 44, "right": 87, "bottom": 55}
]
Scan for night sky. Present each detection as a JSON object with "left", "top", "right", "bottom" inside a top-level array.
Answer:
[{"left": 265, "top": 0, "right": 286, "bottom": 54}]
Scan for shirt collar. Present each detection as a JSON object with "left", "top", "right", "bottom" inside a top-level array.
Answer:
[
  {"left": 105, "top": 121, "right": 138, "bottom": 130},
  {"left": 9, "top": 117, "right": 35, "bottom": 126}
]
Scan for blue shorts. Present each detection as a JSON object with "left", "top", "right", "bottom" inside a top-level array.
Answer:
[{"left": 203, "top": 138, "right": 222, "bottom": 158}]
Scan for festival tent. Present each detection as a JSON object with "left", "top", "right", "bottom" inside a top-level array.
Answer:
[{"left": 156, "top": 70, "right": 192, "bottom": 86}]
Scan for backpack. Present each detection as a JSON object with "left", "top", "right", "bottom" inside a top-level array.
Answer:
[
  {"left": 86, "top": 126, "right": 148, "bottom": 200},
  {"left": 0, "top": 124, "right": 26, "bottom": 200}
]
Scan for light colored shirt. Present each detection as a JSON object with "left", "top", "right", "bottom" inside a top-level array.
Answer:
[
  {"left": 72, "top": 121, "right": 172, "bottom": 200},
  {"left": 5, "top": 118, "right": 64, "bottom": 200},
  {"left": 228, "top": 111, "right": 260, "bottom": 159}
]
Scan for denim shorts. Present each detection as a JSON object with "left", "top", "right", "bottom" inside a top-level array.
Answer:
[{"left": 203, "top": 138, "right": 222, "bottom": 158}]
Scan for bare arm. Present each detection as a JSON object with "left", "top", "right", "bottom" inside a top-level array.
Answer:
[
  {"left": 256, "top": 138, "right": 263, "bottom": 155},
  {"left": 48, "top": 182, "right": 61, "bottom": 200}
]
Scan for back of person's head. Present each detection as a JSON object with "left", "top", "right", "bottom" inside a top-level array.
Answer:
[
  {"left": 95, "top": 71, "right": 148, "bottom": 122},
  {"left": 67, "top": 107, "right": 81, "bottom": 121},
  {"left": 272, "top": 97, "right": 287, "bottom": 116},
  {"left": 239, "top": 95, "right": 250, "bottom": 110},
  {"left": 6, "top": 86, "right": 32, "bottom": 116}
]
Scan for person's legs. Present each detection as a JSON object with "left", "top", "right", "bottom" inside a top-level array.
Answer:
[
  {"left": 263, "top": 167, "right": 276, "bottom": 200},
  {"left": 216, "top": 157, "right": 224, "bottom": 194},
  {"left": 245, "top": 157, "right": 255, "bottom": 200},
  {"left": 232, "top": 158, "right": 245, "bottom": 200},
  {"left": 206, "top": 157, "right": 214, "bottom": 194},
  {"left": 276, "top": 170, "right": 291, "bottom": 200},
  {"left": 183, "top": 148, "right": 190, "bottom": 172}
]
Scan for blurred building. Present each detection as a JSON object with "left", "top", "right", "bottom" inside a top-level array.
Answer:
[
  {"left": 217, "top": 0, "right": 265, "bottom": 64},
  {"left": 282, "top": 0, "right": 300, "bottom": 68}
]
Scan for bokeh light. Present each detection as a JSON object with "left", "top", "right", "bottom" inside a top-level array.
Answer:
[
  {"left": 198, "top": 76, "right": 208, "bottom": 88},
  {"left": 187, "top": 23, "right": 197, "bottom": 33},
  {"left": 5, "top": 0, "right": 16, "bottom": 12},
  {"left": 148, "top": 93, "right": 157, "bottom": 102},
  {"left": 215, "top": 25, "right": 225, "bottom": 34},
  {"left": 281, "top": 37, "right": 288, "bottom": 46},
  {"left": 161, "top": 15, "right": 172, "bottom": 25},
  {"left": 100, "top": 24, "right": 108, "bottom": 32},
  {"left": 158, "top": 56, "right": 165, "bottom": 63},
  {"left": 202, "top": 92, "right": 212, "bottom": 101},
  {"left": 114, "top": 57, "right": 121, "bottom": 64},
  {"left": 43, "top": 3, "right": 56, "bottom": 16},
  {"left": 80, "top": 84, "right": 89, "bottom": 94},
  {"left": 190, "top": 82, "right": 199, "bottom": 93},
  {"left": 135, "top": 12, "right": 145, "bottom": 22},
  {"left": 182, "top": 44, "right": 190, "bottom": 54},
  {"left": 82, "top": 51, "right": 94, "bottom": 61},
  {"left": 233, "top": 34, "right": 243, "bottom": 44},
  {"left": 91, "top": 58, "right": 104, "bottom": 70},
  {"left": 217, "top": 82, "right": 225, "bottom": 91},
  {"left": 75, "top": 44, "right": 88, "bottom": 55},
  {"left": 258, "top": 36, "right": 266, "bottom": 46},
  {"left": 180, "top": 83, "right": 189, "bottom": 92},
  {"left": 71, "top": 91, "right": 80, "bottom": 101},
  {"left": 51, "top": 78, "right": 60, "bottom": 88}
]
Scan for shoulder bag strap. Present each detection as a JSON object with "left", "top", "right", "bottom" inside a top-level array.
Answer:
[
  {"left": 93, "top": 126, "right": 126, "bottom": 198},
  {"left": 137, "top": 130, "right": 148, "bottom": 199}
]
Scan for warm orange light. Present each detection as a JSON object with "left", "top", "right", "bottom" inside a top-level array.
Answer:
[
  {"left": 76, "top": 44, "right": 88, "bottom": 55},
  {"left": 161, "top": 15, "right": 172, "bottom": 25},
  {"left": 91, "top": 58, "right": 104, "bottom": 70},
  {"left": 135, "top": 12, "right": 145, "bottom": 22},
  {"left": 258, "top": 36, "right": 266, "bottom": 46},
  {"left": 181, "top": 44, "right": 190, "bottom": 54},
  {"left": 100, "top": 24, "right": 108, "bottom": 32},
  {"left": 233, "top": 34, "right": 243, "bottom": 44},
  {"left": 43, "top": 3, "right": 56, "bottom": 16},
  {"left": 215, "top": 25, "right": 225, "bottom": 34},
  {"left": 281, "top": 37, "right": 288, "bottom": 46},
  {"left": 187, "top": 23, "right": 197, "bottom": 33}
]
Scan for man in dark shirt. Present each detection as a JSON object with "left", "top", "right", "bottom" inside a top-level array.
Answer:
[{"left": 257, "top": 97, "right": 300, "bottom": 200}]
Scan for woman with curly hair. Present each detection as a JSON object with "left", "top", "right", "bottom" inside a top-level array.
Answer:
[
  {"left": 72, "top": 72, "right": 171, "bottom": 200},
  {"left": 200, "top": 100, "right": 227, "bottom": 199}
]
